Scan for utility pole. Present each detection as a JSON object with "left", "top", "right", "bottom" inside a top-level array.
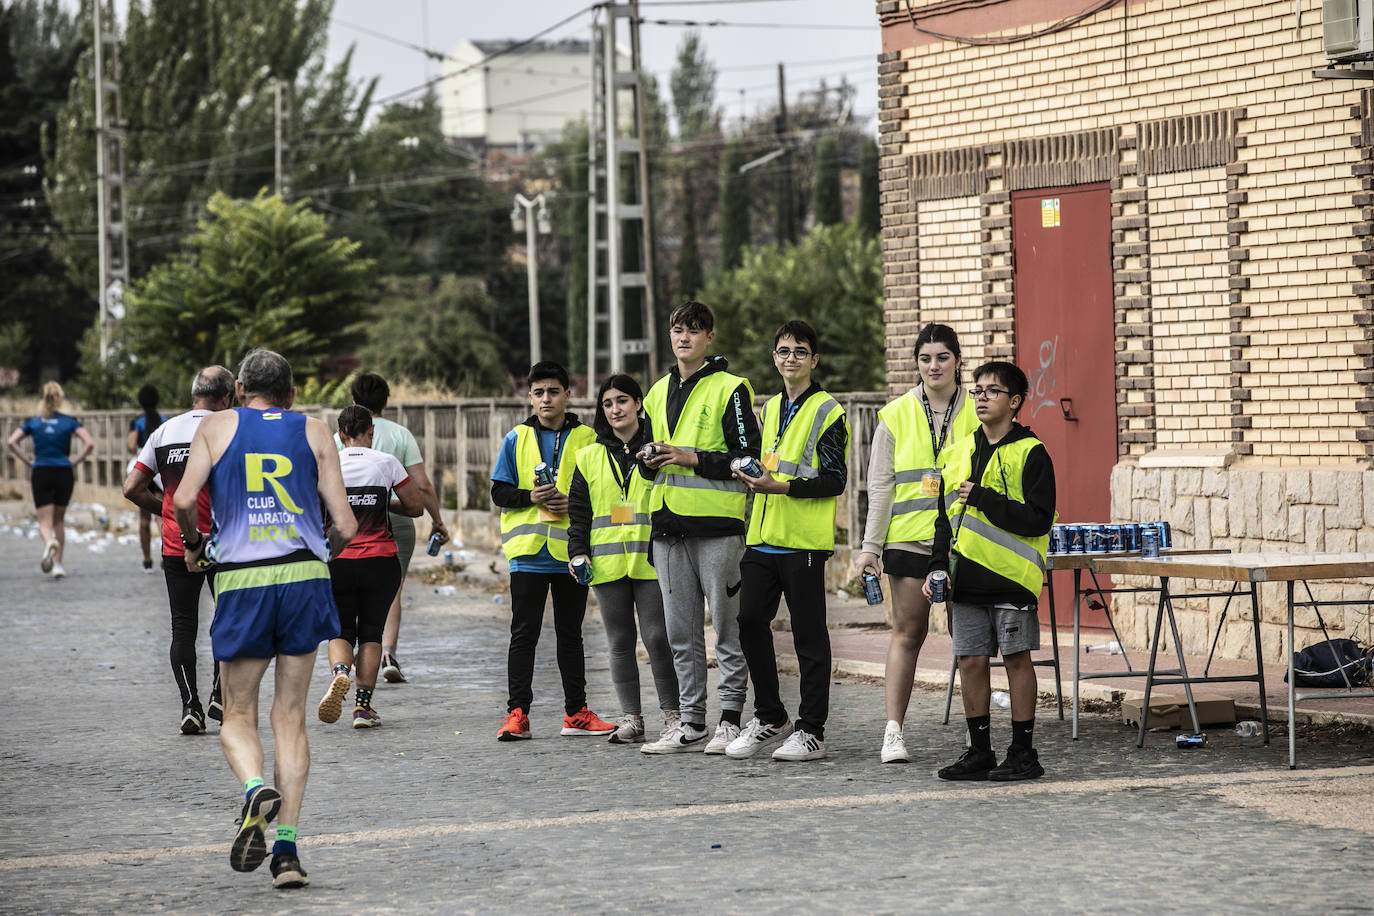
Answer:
[
  {"left": 93, "top": 0, "right": 129, "bottom": 364},
  {"left": 513, "top": 193, "right": 550, "bottom": 365},
  {"left": 776, "top": 62, "right": 794, "bottom": 245},
  {"left": 273, "top": 79, "right": 291, "bottom": 200}
]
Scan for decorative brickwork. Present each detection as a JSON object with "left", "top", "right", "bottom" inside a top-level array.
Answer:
[
  {"left": 1356, "top": 89, "right": 1374, "bottom": 460},
  {"left": 909, "top": 145, "right": 991, "bottom": 202},
  {"left": 1113, "top": 129, "right": 1153, "bottom": 457},
  {"left": 1004, "top": 128, "right": 1119, "bottom": 192},
  {"left": 1138, "top": 109, "right": 1241, "bottom": 176},
  {"left": 878, "top": 49, "right": 920, "bottom": 396},
  {"left": 980, "top": 146, "right": 1014, "bottom": 362}
]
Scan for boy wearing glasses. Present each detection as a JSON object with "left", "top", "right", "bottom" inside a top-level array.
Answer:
[
  {"left": 725, "top": 320, "right": 849, "bottom": 761},
  {"left": 927, "top": 361, "right": 1056, "bottom": 781},
  {"left": 639, "top": 300, "right": 762, "bottom": 754}
]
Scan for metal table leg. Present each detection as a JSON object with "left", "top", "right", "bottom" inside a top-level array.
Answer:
[
  {"left": 1287, "top": 581, "right": 1297, "bottom": 769},
  {"left": 1136, "top": 577, "right": 1170, "bottom": 748},
  {"left": 1072, "top": 568, "right": 1082, "bottom": 740}
]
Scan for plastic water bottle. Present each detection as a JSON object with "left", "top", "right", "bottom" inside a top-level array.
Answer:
[
  {"left": 1085, "top": 641, "right": 1122, "bottom": 655},
  {"left": 1234, "top": 720, "right": 1264, "bottom": 744},
  {"left": 434, "top": 585, "right": 456, "bottom": 596},
  {"left": 991, "top": 690, "right": 1010, "bottom": 709}
]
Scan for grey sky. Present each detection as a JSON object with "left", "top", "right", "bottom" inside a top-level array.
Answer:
[{"left": 324, "top": 0, "right": 881, "bottom": 134}]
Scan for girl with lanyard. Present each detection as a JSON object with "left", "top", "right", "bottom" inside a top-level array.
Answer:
[
  {"left": 566, "top": 374, "right": 680, "bottom": 744},
  {"left": 852, "top": 323, "right": 978, "bottom": 763},
  {"left": 319, "top": 406, "right": 424, "bottom": 728}
]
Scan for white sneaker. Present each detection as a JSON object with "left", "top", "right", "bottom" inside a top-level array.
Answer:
[
  {"left": 725, "top": 717, "right": 793, "bottom": 759},
  {"left": 50, "top": 563, "right": 66, "bottom": 579},
  {"left": 704, "top": 720, "right": 741, "bottom": 755},
  {"left": 660, "top": 710, "right": 682, "bottom": 738},
  {"left": 881, "top": 720, "right": 909, "bottom": 763},
  {"left": 641, "top": 720, "right": 709, "bottom": 754},
  {"left": 773, "top": 729, "right": 826, "bottom": 761},
  {"left": 40, "top": 540, "right": 57, "bottom": 573},
  {"left": 607, "top": 714, "right": 645, "bottom": 744}
]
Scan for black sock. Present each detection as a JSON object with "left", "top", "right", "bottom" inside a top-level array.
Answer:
[
  {"left": 720, "top": 709, "right": 741, "bottom": 727},
  {"left": 685, "top": 721, "right": 706, "bottom": 732},
  {"left": 966, "top": 714, "right": 992, "bottom": 752},
  {"left": 1012, "top": 718, "right": 1035, "bottom": 750}
]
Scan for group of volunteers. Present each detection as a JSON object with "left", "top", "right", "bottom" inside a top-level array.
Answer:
[{"left": 5, "top": 300, "right": 1057, "bottom": 892}]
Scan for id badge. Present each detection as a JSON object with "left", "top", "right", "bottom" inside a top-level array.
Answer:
[
  {"left": 762, "top": 449, "right": 781, "bottom": 473},
  {"left": 919, "top": 470, "right": 943, "bottom": 496},
  {"left": 610, "top": 502, "right": 635, "bottom": 525},
  {"left": 538, "top": 505, "right": 562, "bottom": 523}
]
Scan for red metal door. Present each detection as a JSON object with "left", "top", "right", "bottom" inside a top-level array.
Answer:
[{"left": 1011, "top": 184, "right": 1116, "bottom": 630}]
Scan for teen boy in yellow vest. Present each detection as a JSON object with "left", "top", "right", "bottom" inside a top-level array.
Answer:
[
  {"left": 638, "top": 300, "right": 762, "bottom": 755},
  {"left": 928, "top": 361, "right": 1056, "bottom": 782},
  {"left": 725, "top": 320, "right": 849, "bottom": 763},
  {"left": 491, "top": 361, "right": 615, "bottom": 742}
]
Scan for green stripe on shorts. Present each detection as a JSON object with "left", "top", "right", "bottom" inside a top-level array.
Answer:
[{"left": 214, "top": 560, "right": 331, "bottom": 595}]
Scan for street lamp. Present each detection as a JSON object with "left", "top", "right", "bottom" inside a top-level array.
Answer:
[{"left": 512, "top": 193, "right": 551, "bottom": 365}]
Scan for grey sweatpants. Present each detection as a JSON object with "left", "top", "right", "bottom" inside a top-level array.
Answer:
[
  {"left": 655, "top": 535, "right": 748, "bottom": 723},
  {"left": 593, "top": 576, "right": 679, "bottom": 716}
]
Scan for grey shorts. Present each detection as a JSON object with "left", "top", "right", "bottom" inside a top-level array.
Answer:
[
  {"left": 950, "top": 602, "right": 1040, "bottom": 657},
  {"left": 390, "top": 513, "right": 416, "bottom": 575}
]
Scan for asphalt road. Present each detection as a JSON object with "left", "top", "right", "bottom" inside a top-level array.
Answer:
[{"left": 3, "top": 515, "right": 1374, "bottom": 914}]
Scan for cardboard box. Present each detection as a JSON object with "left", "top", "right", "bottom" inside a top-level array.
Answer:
[{"left": 1121, "top": 694, "right": 1237, "bottom": 731}]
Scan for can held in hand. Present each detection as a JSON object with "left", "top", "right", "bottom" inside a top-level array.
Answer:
[
  {"left": 637, "top": 443, "right": 661, "bottom": 461},
  {"left": 1176, "top": 732, "right": 1207, "bottom": 749},
  {"left": 1140, "top": 525, "right": 1160, "bottom": 558},
  {"left": 426, "top": 532, "right": 443, "bottom": 556},
  {"left": 730, "top": 456, "right": 764, "bottom": 478},
  {"left": 571, "top": 556, "right": 593, "bottom": 585},
  {"left": 533, "top": 462, "right": 555, "bottom": 488},
  {"left": 862, "top": 571, "right": 883, "bottom": 605},
  {"left": 1123, "top": 523, "right": 1141, "bottom": 552},
  {"left": 1066, "top": 524, "right": 1086, "bottom": 554},
  {"left": 928, "top": 569, "right": 949, "bottom": 604}
]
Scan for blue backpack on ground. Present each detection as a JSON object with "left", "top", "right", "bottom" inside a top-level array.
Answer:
[{"left": 1285, "top": 638, "right": 1372, "bottom": 688}]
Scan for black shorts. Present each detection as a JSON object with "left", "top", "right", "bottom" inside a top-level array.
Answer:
[
  {"left": 31, "top": 466, "right": 74, "bottom": 508},
  {"left": 882, "top": 548, "right": 931, "bottom": 581},
  {"left": 329, "top": 555, "right": 403, "bottom": 646}
]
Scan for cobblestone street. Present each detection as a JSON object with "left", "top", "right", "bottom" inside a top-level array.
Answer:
[{"left": 3, "top": 520, "right": 1374, "bottom": 914}]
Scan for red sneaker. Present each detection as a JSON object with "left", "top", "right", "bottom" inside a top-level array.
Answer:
[
  {"left": 497, "top": 708, "right": 531, "bottom": 741},
  {"left": 561, "top": 706, "right": 617, "bottom": 736}
]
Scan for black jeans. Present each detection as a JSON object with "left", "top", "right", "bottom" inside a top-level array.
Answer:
[
  {"left": 737, "top": 548, "right": 831, "bottom": 738},
  {"left": 507, "top": 571, "right": 590, "bottom": 715},
  {"left": 162, "top": 556, "right": 218, "bottom": 708}
]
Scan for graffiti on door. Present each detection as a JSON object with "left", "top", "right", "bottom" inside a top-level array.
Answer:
[{"left": 1028, "top": 336, "right": 1059, "bottom": 419}]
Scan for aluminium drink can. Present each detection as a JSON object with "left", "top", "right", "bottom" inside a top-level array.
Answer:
[
  {"left": 730, "top": 456, "right": 764, "bottom": 478},
  {"left": 1087, "top": 525, "right": 1106, "bottom": 553},
  {"left": 1106, "top": 524, "right": 1125, "bottom": 553},
  {"left": 1141, "top": 525, "right": 1161, "bottom": 558},
  {"left": 1157, "top": 520, "right": 1172, "bottom": 549},
  {"left": 928, "top": 569, "right": 949, "bottom": 604},
  {"left": 571, "top": 556, "right": 593, "bottom": 585},
  {"left": 1176, "top": 732, "right": 1207, "bottom": 749},
  {"left": 426, "top": 532, "right": 443, "bottom": 556},
  {"left": 1066, "top": 524, "right": 1086, "bottom": 554},
  {"left": 1123, "top": 523, "right": 1141, "bottom": 552},
  {"left": 862, "top": 571, "right": 884, "bottom": 606},
  {"left": 1048, "top": 525, "right": 1065, "bottom": 555},
  {"left": 533, "top": 462, "right": 555, "bottom": 487}
]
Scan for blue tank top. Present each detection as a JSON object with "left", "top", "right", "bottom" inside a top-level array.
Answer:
[{"left": 207, "top": 407, "right": 328, "bottom": 566}]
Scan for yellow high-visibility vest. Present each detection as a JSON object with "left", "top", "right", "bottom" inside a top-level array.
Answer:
[
  {"left": 643, "top": 370, "right": 752, "bottom": 521},
  {"left": 499, "top": 422, "right": 596, "bottom": 562},
  {"left": 574, "top": 440, "right": 654, "bottom": 584},
  {"left": 880, "top": 389, "right": 978, "bottom": 544},
  {"left": 745, "top": 391, "right": 848, "bottom": 551}
]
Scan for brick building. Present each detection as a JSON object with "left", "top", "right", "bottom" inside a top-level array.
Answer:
[{"left": 875, "top": 0, "right": 1374, "bottom": 659}]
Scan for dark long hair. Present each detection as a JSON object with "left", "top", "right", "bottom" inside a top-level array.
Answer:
[
  {"left": 137, "top": 384, "right": 163, "bottom": 439},
  {"left": 593, "top": 373, "right": 644, "bottom": 440},
  {"left": 914, "top": 322, "right": 962, "bottom": 384}
]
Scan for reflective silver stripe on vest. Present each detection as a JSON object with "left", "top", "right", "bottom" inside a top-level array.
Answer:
[
  {"left": 774, "top": 459, "right": 819, "bottom": 479},
  {"left": 654, "top": 470, "right": 747, "bottom": 493},
  {"left": 590, "top": 514, "right": 652, "bottom": 528},
  {"left": 772, "top": 397, "right": 839, "bottom": 481},
  {"left": 956, "top": 513, "right": 1045, "bottom": 572},
  {"left": 893, "top": 468, "right": 936, "bottom": 485},
  {"left": 500, "top": 523, "right": 569, "bottom": 544},
  {"left": 890, "top": 496, "right": 939, "bottom": 517},
  {"left": 590, "top": 540, "right": 651, "bottom": 557}
]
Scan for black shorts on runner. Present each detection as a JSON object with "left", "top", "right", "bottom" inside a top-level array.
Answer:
[
  {"left": 330, "top": 555, "right": 403, "bottom": 646},
  {"left": 882, "top": 548, "right": 932, "bottom": 581},
  {"left": 31, "top": 466, "right": 75, "bottom": 508}
]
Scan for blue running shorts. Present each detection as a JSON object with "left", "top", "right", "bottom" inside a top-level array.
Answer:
[{"left": 211, "top": 560, "right": 341, "bottom": 661}]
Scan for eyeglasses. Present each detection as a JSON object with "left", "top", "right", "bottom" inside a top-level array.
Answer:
[
  {"left": 773, "top": 348, "right": 813, "bottom": 361},
  {"left": 969, "top": 387, "right": 1010, "bottom": 400}
]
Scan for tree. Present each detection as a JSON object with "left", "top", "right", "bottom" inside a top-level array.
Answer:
[
  {"left": 858, "top": 137, "right": 880, "bottom": 236},
  {"left": 358, "top": 275, "right": 511, "bottom": 396},
  {"left": 719, "top": 139, "right": 750, "bottom": 272},
  {"left": 670, "top": 31, "right": 717, "bottom": 142},
  {"left": 677, "top": 169, "right": 703, "bottom": 299},
  {"left": 813, "top": 135, "right": 842, "bottom": 227},
  {"left": 111, "top": 191, "right": 372, "bottom": 393},
  {"left": 701, "top": 221, "right": 884, "bottom": 392}
]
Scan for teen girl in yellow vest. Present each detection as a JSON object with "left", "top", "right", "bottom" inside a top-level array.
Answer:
[
  {"left": 852, "top": 323, "right": 979, "bottom": 764},
  {"left": 567, "top": 374, "right": 680, "bottom": 745}
]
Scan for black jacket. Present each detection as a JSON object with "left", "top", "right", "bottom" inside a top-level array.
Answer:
[
  {"left": 930, "top": 423, "right": 1056, "bottom": 607},
  {"left": 489, "top": 412, "right": 589, "bottom": 510},
  {"left": 760, "top": 382, "right": 849, "bottom": 501},
  {"left": 638, "top": 356, "right": 762, "bottom": 538},
  {"left": 567, "top": 422, "right": 649, "bottom": 562}
]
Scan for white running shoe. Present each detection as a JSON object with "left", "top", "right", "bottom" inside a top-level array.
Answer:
[
  {"left": 704, "top": 720, "right": 741, "bottom": 755},
  {"left": 316, "top": 673, "right": 351, "bottom": 724},
  {"left": 660, "top": 710, "right": 682, "bottom": 738},
  {"left": 725, "top": 717, "right": 793, "bottom": 759},
  {"left": 773, "top": 729, "right": 826, "bottom": 761},
  {"left": 50, "top": 563, "right": 66, "bottom": 579},
  {"left": 881, "top": 720, "right": 910, "bottom": 763},
  {"left": 607, "top": 714, "right": 645, "bottom": 744},
  {"left": 40, "top": 540, "right": 57, "bottom": 573},
  {"left": 641, "top": 720, "right": 709, "bottom": 754}
]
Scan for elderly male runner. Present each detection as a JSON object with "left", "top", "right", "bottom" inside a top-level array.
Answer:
[{"left": 174, "top": 349, "right": 356, "bottom": 890}]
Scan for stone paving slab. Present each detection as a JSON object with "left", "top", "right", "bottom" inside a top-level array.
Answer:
[{"left": 3, "top": 519, "right": 1374, "bottom": 913}]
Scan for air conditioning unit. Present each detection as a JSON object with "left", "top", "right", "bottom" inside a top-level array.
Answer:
[{"left": 1323, "top": 0, "right": 1374, "bottom": 60}]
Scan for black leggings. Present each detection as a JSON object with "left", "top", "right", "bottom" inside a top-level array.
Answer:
[
  {"left": 330, "top": 555, "right": 403, "bottom": 646},
  {"left": 163, "top": 556, "right": 218, "bottom": 707},
  {"left": 507, "top": 571, "right": 589, "bottom": 715}
]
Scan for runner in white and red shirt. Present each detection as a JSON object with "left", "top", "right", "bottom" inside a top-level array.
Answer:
[
  {"left": 122, "top": 365, "right": 236, "bottom": 736},
  {"left": 316, "top": 406, "right": 424, "bottom": 729}
]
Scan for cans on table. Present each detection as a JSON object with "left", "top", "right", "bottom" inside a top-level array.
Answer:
[
  {"left": 862, "top": 571, "right": 884, "bottom": 605},
  {"left": 1067, "top": 524, "right": 1086, "bottom": 554},
  {"left": 928, "top": 569, "right": 949, "bottom": 604},
  {"left": 730, "top": 456, "right": 764, "bottom": 478},
  {"left": 1048, "top": 525, "right": 1066, "bottom": 555},
  {"left": 533, "top": 462, "right": 555, "bottom": 487},
  {"left": 1106, "top": 523, "right": 1126, "bottom": 553},
  {"left": 1123, "top": 523, "right": 1141, "bottom": 552},
  {"left": 1087, "top": 525, "right": 1106, "bottom": 553},
  {"left": 571, "top": 555, "right": 593, "bottom": 585},
  {"left": 1140, "top": 525, "right": 1160, "bottom": 558},
  {"left": 1157, "top": 520, "right": 1172, "bottom": 549}
]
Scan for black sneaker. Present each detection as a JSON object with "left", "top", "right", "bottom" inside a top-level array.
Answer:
[
  {"left": 937, "top": 747, "right": 997, "bottom": 781},
  {"left": 180, "top": 703, "right": 206, "bottom": 735},
  {"left": 270, "top": 852, "right": 310, "bottom": 889},
  {"left": 230, "top": 786, "right": 282, "bottom": 872},
  {"left": 206, "top": 690, "right": 223, "bottom": 723},
  {"left": 988, "top": 745, "right": 1045, "bottom": 782},
  {"left": 380, "top": 652, "right": 406, "bottom": 683}
]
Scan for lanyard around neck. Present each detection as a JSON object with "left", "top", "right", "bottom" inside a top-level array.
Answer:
[{"left": 922, "top": 387, "right": 958, "bottom": 459}]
